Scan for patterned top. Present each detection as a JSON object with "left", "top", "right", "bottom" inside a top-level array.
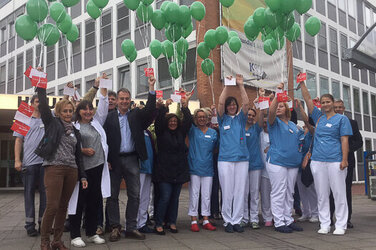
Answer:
[{"left": 43, "top": 132, "right": 78, "bottom": 168}]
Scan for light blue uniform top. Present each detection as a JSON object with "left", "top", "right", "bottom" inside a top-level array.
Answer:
[
  {"left": 310, "top": 107, "right": 353, "bottom": 162},
  {"left": 299, "top": 131, "right": 313, "bottom": 172},
  {"left": 188, "top": 126, "right": 218, "bottom": 177},
  {"left": 245, "top": 123, "right": 264, "bottom": 171},
  {"left": 218, "top": 110, "right": 249, "bottom": 162},
  {"left": 267, "top": 117, "right": 304, "bottom": 168},
  {"left": 140, "top": 131, "right": 153, "bottom": 174}
]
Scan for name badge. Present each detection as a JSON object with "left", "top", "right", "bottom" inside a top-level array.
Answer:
[
  {"left": 325, "top": 123, "right": 332, "bottom": 128},
  {"left": 70, "top": 133, "right": 75, "bottom": 137},
  {"left": 288, "top": 129, "right": 294, "bottom": 134},
  {"left": 40, "top": 124, "right": 44, "bottom": 128},
  {"left": 144, "top": 132, "right": 149, "bottom": 136},
  {"left": 245, "top": 133, "right": 250, "bottom": 136},
  {"left": 224, "top": 125, "right": 230, "bottom": 130},
  {"left": 205, "top": 135, "right": 211, "bottom": 138}
]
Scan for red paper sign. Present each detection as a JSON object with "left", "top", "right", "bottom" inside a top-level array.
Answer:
[
  {"left": 18, "top": 102, "right": 34, "bottom": 117},
  {"left": 258, "top": 96, "right": 271, "bottom": 104},
  {"left": 11, "top": 120, "right": 30, "bottom": 136},
  {"left": 277, "top": 91, "right": 289, "bottom": 102},
  {"left": 296, "top": 73, "right": 307, "bottom": 83},
  {"left": 175, "top": 90, "right": 186, "bottom": 99},
  {"left": 156, "top": 90, "right": 163, "bottom": 99},
  {"left": 32, "top": 76, "right": 48, "bottom": 89},
  {"left": 313, "top": 99, "right": 322, "bottom": 108},
  {"left": 24, "top": 66, "right": 32, "bottom": 79},
  {"left": 144, "top": 68, "right": 154, "bottom": 77}
]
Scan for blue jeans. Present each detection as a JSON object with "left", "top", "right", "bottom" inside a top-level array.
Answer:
[
  {"left": 155, "top": 182, "right": 182, "bottom": 227},
  {"left": 22, "top": 164, "right": 46, "bottom": 231}
]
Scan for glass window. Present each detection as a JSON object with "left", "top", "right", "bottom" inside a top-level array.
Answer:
[
  {"left": 353, "top": 88, "right": 360, "bottom": 113},
  {"left": 338, "top": 0, "right": 346, "bottom": 10},
  {"left": 371, "top": 94, "right": 376, "bottom": 116},
  {"left": 318, "top": 22, "right": 327, "bottom": 50},
  {"left": 319, "top": 76, "right": 329, "bottom": 95},
  {"left": 365, "top": 6, "right": 372, "bottom": 28},
  {"left": 72, "top": 24, "right": 81, "bottom": 55},
  {"left": 316, "top": 0, "right": 326, "bottom": 15},
  {"left": 47, "top": 45, "right": 54, "bottom": 65},
  {"left": 137, "top": 63, "right": 149, "bottom": 95},
  {"left": 332, "top": 80, "right": 340, "bottom": 100},
  {"left": 119, "top": 66, "right": 131, "bottom": 90},
  {"left": 293, "top": 67, "right": 303, "bottom": 100},
  {"left": 363, "top": 91, "right": 369, "bottom": 115},
  {"left": 348, "top": 0, "right": 356, "bottom": 17},
  {"left": 158, "top": 57, "right": 172, "bottom": 89},
  {"left": 101, "top": 10, "right": 113, "bottom": 63},
  {"left": 8, "top": 58, "right": 14, "bottom": 80},
  {"left": 9, "top": 22, "right": 15, "bottom": 38},
  {"left": 1, "top": 27, "right": 7, "bottom": 42},
  {"left": 306, "top": 72, "right": 317, "bottom": 98},
  {"left": 16, "top": 53, "right": 23, "bottom": 77},
  {"left": 85, "top": 20, "right": 95, "bottom": 49},
  {"left": 0, "top": 64, "right": 5, "bottom": 93},
  {"left": 327, "top": 1, "right": 337, "bottom": 22},
  {"left": 71, "top": 1, "right": 81, "bottom": 19},
  {"left": 182, "top": 48, "right": 196, "bottom": 83},
  {"left": 343, "top": 84, "right": 351, "bottom": 110},
  {"left": 117, "top": 4, "right": 130, "bottom": 35},
  {"left": 329, "top": 27, "right": 338, "bottom": 55}
]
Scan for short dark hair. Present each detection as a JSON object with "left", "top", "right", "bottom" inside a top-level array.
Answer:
[
  {"left": 30, "top": 94, "right": 38, "bottom": 104},
  {"left": 224, "top": 96, "right": 239, "bottom": 114},
  {"left": 117, "top": 88, "right": 131, "bottom": 96},
  {"left": 320, "top": 94, "right": 334, "bottom": 102},
  {"left": 108, "top": 90, "right": 117, "bottom": 98},
  {"left": 75, "top": 100, "right": 94, "bottom": 122},
  {"left": 248, "top": 108, "right": 257, "bottom": 116},
  {"left": 165, "top": 113, "right": 181, "bottom": 130},
  {"left": 334, "top": 99, "right": 344, "bottom": 104}
]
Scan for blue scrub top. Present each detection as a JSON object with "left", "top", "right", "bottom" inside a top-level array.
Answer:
[
  {"left": 267, "top": 117, "right": 304, "bottom": 168},
  {"left": 218, "top": 110, "right": 249, "bottom": 162},
  {"left": 310, "top": 107, "right": 353, "bottom": 162},
  {"left": 302, "top": 131, "right": 313, "bottom": 157},
  {"left": 188, "top": 126, "right": 218, "bottom": 176},
  {"left": 140, "top": 131, "right": 153, "bottom": 174},
  {"left": 245, "top": 123, "right": 264, "bottom": 170}
]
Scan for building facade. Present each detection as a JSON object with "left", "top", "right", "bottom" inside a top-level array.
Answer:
[{"left": 0, "top": 0, "right": 375, "bottom": 188}]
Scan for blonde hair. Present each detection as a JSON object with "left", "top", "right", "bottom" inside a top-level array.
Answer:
[
  {"left": 194, "top": 108, "right": 209, "bottom": 118},
  {"left": 278, "top": 102, "right": 291, "bottom": 119},
  {"left": 55, "top": 99, "right": 75, "bottom": 117}
]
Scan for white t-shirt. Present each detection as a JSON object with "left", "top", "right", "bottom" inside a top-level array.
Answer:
[{"left": 260, "top": 130, "right": 270, "bottom": 179}]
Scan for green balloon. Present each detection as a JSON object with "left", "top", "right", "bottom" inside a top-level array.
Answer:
[
  {"left": 162, "top": 40, "right": 174, "bottom": 59},
  {"left": 123, "top": 0, "right": 140, "bottom": 11},
  {"left": 15, "top": 15, "right": 38, "bottom": 41},
  {"left": 274, "top": 26, "right": 284, "bottom": 40},
  {"left": 182, "top": 23, "right": 193, "bottom": 38},
  {"left": 165, "top": 2, "right": 180, "bottom": 23},
  {"left": 151, "top": 10, "right": 166, "bottom": 30},
  {"left": 280, "top": 12, "right": 295, "bottom": 31},
  {"left": 265, "top": 0, "right": 280, "bottom": 12},
  {"left": 50, "top": 2, "right": 67, "bottom": 23},
  {"left": 244, "top": 17, "right": 259, "bottom": 39},
  {"left": 87, "top": 0, "right": 102, "bottom": 19},
  {"left": 38, "top": 24, "right": 60, "bottom": 46},
  {"left": 165, "top": 24, "right": 182, "bottom": 42},
  {"left": 149, "top": 39, "right": 162, "bottom": 59},
  {"left": 286, "top": 22, "right": 301, "bottom": 42},
  {"left": 178, "top": 5, "right": 191, "bottom": 26},
  {"left": 190, "top": 1, "right": 206, "bottom": 21},
  {"left": 160, "top": 1, "right": 171, "bottom": 13},
  {"left": 228, "top": 36, "right": 241, "bottom": 54},
  {"left": 61, "top": 0, "right": 80, "bottom": 7},
  {"left": 127, "top": 50, "right": 137, "bottom": 62},
  {"left": 176, "top": 37, "right": 189, "bottom": 55},
  {"left": 275, "top": 36, "right": 285, "bottom": 50},
  {"left": 296, "top": 0, "right": 312, "bottom": 14},
  {"left": 141, "top": 0, "right": 154, "bottom": 6},
  {"left": 305, "top": 16, "right": 321, "bottom": 36},
  {"left": 57, "top": 14, "right": 72, "bottom": 34},
  {"left": 263, "top": 39, "right": 277, "bottom": 55},
  {"left": 220, "top": 0, "right": 234, "bottom": 8},
  {"left": 182, "top": 17, "right": 192, "bottom": 29},
  {"left": 26, "top": 0, "right": 48, "bottom": 22},
  {"left": 215, "top": 26, "right": 228, "bottom": 45},
  {"left": 197, "top": 42, "right": 210, "bottom": 59},
  {"left": 66, "top": 24, "right": 79, "bottom": 43},
  {"left": 136, "top": 3, "right": 153, "bottom": 22},
  {"left": 177, "top": 53, "right": 187, "bottom": 64},
  {"left": 121, "top": 39, "right": 136, "bottom": 57},
  {"left": 228, "top": 30, "right": 238, "bottom": 39},
  {"left": 169, "top": 61, "right": 182, "bottom": 79},
  {"left": 280, "top": 0, "right": 297, "bottom": 14},
  {"left": 201, "top": 58, "right": 214, "bottom": 76},
  {"left": 265, "top": 8, "right": 281, "bottom": 29},
  {"left": 253, "top": 7, "right": 266, "bottom": 28},
  {"left": 92, "top": 0, "right": 109, "bottom": 8},
  {"left": 204, "top": 29, "right": 217, "bottom": 50}
]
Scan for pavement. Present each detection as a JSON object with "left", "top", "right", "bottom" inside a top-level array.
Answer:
[{"left": 1, "top": 185, "right": 376, "bottom": 250}]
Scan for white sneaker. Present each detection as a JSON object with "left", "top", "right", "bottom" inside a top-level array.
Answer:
[
  {"left": 333, "top": 228, "right": 346, "bottom": 235},
  {"left": 87, "top": 235, "right": 105, "bottom": 244},
  {"left": 297, "top": 215, "right": 309, "bottom": 222},
  {"left": 71, "top": 237, "right": 86, "bottom": 247},
  {"left": 309, "top": 217, "right": 319, "bottom": 223},
  {"left": 317, "top": 227, "right": 330, "bottom": 234}
]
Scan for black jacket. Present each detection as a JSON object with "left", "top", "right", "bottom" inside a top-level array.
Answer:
[
  {"left": 348, "top": 118, "right": 363, "bottom": 167},
  {"left": 35, "top": 88, "right": 86, "bottom": 180},
  {"left": 153, "top": 106, "right": 192, "bottom": 184},
  {"left": 103, "top": 92, "right": 156, "bottom": 169}
]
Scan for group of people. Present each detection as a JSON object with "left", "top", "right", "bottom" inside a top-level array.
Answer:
[{"left": 14, "top": 72, "right": 362, "bottom": 250}]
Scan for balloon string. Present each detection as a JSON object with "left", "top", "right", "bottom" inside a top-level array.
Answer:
[
  {"left": 61, "top": 34, "right": 69, "bottom": 79},
  {"left": 38, "top": 44, "right": 44, "bottom": 68},
  {"left": 142, "top": 21, "right": 152, "bottom": 68},
  {"left": 194, "top": 22, "right": 201, "bottom": 80}
]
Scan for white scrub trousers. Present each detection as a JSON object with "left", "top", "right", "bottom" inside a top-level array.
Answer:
[
  {"left": 266, "top": 162, "right": 299, "bottom": 228},
  {"left": 218, "top": 161, "right": 249, "bottom": 226},
  {"left": 137, "top": 173, "right": 152, "bottom": 229},
  {"left": 188, "top": 175, "right": 213, "bottom": 217},
  {"left": 243, "top": 169, "right": 262, "bottom": 223},
  {"left": 260, "top": 176, "right": 273, "bottom": 223},
  {"left": 297, "top": 172, "right": 318, "bottom": 219},
  {"left": 310, "top": 161, "right": 348, "bottom": 230}
]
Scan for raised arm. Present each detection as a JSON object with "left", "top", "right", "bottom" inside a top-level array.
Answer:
[
  {"left": 296, "top": 99, "right": 314, "bottom": 134},
  {"left": 237, "top": 74, "right": 249, "bottom": 115},
  {"left": 181, "top": 94, "right": 193, "bottom": 136},
  {"left": 299, "top": 79, "right": 314, "bottom": 115},
  {"left": 94, "top": 91, "right": 109, "bottom": 126},
  {"left": 218, "top": 84, "right": 229, "bottom": 117},
  {"left": 83, "top": 77, "right": 99, "bottom": 103},
  {"left": 36, "top": 87, "right": 53, "bottom": 126},
  {"left": 155, "top": 105, "right": 169, "bottom": 136},
  {"left": 268, "top": 93, "right": 277, "bottom": 125}
]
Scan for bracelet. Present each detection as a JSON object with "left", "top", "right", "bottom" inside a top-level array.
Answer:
[{"left": 93, "top": 86, "right": 99, "bottom": 90}]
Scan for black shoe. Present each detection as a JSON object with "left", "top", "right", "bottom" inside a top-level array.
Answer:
[
  {"left": 288, "top": 222, "right": 303, "bottom": 231},
  {"left": 27, "top": 228, "right": 38, "bottom": 237},
  {"left": 295, "top": 208, "right": 303, "bottom": 217},
  {"left": 169, "top": 226, "right": 178, "bottom": 234},
  {"left": 139, "top": 225, "right": 155, "bottom": 233},
  {"left": 347, "top": 221, "right": 354, "bottom": 229},
  {"left": 155, "top": 227, "right": 165, "bottom": 235},
  {"left": 275, "top": 225, "right": 293, "bottom": 233},
  {"left": 233, "top": 224, "right": 244, "bottom": 233},
  {"left": 125, "top": 229, "right": 146, "bottom": 240},
  {"left": 225, "top": 224, "right": 234, "bottom": 233}
]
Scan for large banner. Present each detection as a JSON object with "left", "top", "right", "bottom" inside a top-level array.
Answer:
[{"left": 221, "top": 0, "right": 287, "bottom": 90}]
